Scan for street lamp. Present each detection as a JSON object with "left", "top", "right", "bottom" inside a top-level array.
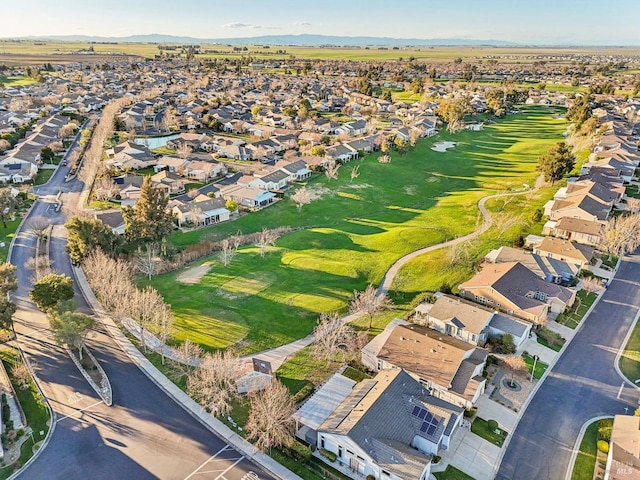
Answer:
[{"left": 530, "top": 355, "right": 539, "bottom": 383}]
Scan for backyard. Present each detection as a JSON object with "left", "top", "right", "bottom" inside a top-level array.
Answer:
[{"left": 147, "top": 106, "right": 567, "bottom": 354}]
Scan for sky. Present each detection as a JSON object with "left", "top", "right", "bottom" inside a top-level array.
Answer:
[{"left": 2, "top": 0, "right": 639, "bottom": 45}]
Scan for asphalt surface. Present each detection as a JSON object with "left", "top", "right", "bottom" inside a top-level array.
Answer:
[
  {"left": 496, "top": 252, "right": 640, "bottom": 480},
  {"left": 10, "top": 140, "right": 274, "bottom": 480}
]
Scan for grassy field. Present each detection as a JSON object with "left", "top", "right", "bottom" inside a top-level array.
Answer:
[
  {"left": 2, "top": 41, "right": 640, "bottom": 64},
  {"left": 0, "top": 75, "right": 35, "bottom": 86},
  {"left": 571, "top": 421, "right": 599, "bottom": 480},
  {"left": 33, "top": 169, "right": 54, "bottom": 186},
  {"left": 147, "top": 106, "right": 567, "bottom": 354},
  {"left": 620, "top": 317, "right": 640, "bottom": 383},
  {"left": 0, "top": 217, "right": 21, "bottom": 263}
]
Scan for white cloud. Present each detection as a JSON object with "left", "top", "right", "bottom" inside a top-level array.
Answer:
[
  {"left": 294, "top": 21, "right": 312, "bottom": 27},
  {"left": 223, "top": 23, "right": 252, "bottom": 29}
]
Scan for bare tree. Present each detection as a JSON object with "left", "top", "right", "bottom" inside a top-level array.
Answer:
[
  {"left": 94, "top": 176, "right": 118, "bottom": 202},
  {"left": 126, "top": 286, "right": 165, "bottom": 352},
  {"left": 28, "top": 216, "right": 51, "bottom": 240},
  {"left": 600, "top": 214, "right": 640, "bottom": 259},
  {"left": 349, "top": 284, "right": 392, "bottom": 329},
  {"left": 626, "top": 197, "right": 640, "bottom": 214},
  {"left": 0, "top": 139, "right": 12, "bottom": 153},
  {"left": 245, "top": 380, "right": 296, "bottom": 453},
  {"left": 11, "top": 362, "right": 31, "bottom": 390},
  {"left": 391, "top": 269, "right": 410, "bottom": 298},
  {"left": 378, "top": 154, "right": 392, "bottom": 164},
  {"left": 581, "top": 276, "right": 604, "bottom": 294},
  {"left": 493, "top": 212, "right": 524, "bottom": 239},
  {"left": 324, "top": 160, "right": 340, "bottom": 182},
  {"left": 178, "top": 143, "right": 193, "bottom": 159},
  {"left": 59, "top": 123, "right": 77, "bottom": 139},
  {"left": 135, "top": 242, "right": 162, "bottom": 280},
  {"left": 24, "top": 256, "right": 54, "bottom": 283},
  {"left": 219, "top": 238, "right": 237, "bottom": 267},
  {"left": 311, "top": 312, "right": 356, "bottom": 361},
  {"left": 501, "top": 355, "right": 527, "bottom": 386},
  {"left": 409, "top": 128, "right": 421, "bottom": 147},
  {"left": 448, "top": 240, "right": 472, "bottom": 268},
  {"left": 187, "top": 188, "right": 200, "bottom": 200},
  {"left": 167, "top": 339, "right": 203, "bottom": 382},
  {"left": 350, "top": 164, "right": 361, "bottom": 183},
  {"left": 256, "top": 227, "right": 277, "bottom": 259},
  {"left": 290, "top": 186, "right": 312, "bottom": 212},
  {"left": 156, "top": 305, "right": 175, "bottom": 365},
  {"left": 187, "top": 350, "right": 240, "bottom": 417}
]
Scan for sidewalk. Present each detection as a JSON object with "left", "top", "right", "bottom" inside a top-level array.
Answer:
[{"left": 73, "top": 267, "right": 300, "bottom": 480}]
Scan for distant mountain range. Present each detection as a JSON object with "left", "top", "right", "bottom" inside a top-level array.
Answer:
[{"left": 8, "top": 33, "right": 518, "bottom": 47}]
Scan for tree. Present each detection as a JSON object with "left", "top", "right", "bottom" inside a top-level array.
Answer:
[
  {"left": 135, "top": 242, "right": 162, "bottom": 280},
  {"left": 30, "top": 273, "right": 74, "bottom": 311},
  {"left": 566, "top": 95, "right": 593, "bottom": 131},
  {"left": 290, "top": 186, "right": 311, "bottom": 212},
  {"left": 600, "top": 214, "right": 640, "bottom": 259},
  {"left": 245, "top": 380, "right": 296, "bottom": 453},
  {"left": 11, "top": 362, "right": 31, "bottom": 390},
  {"left": 27, "top": 216, "right": 51, "bottom": 241},
  {"left": 40, "top": 146, "right": 55, "bottom": 164},
  {"left": 0, "top": 139, "right": 11, "bottom": 153},
  {"left": 0, "top": 263, "right": 18, "bottom": 330},
  {"left": 0, "top": 188, "right": 20, "bottom": 229},
  {"left": 49, "top": 303, "right": 96, "bottom": 360},
  {"left": 437, "top": 97, "right": 473, "bottom": 129},
  {"left": 350, "top": 164, "right": 361, "bottom": 183},
  {"left": 94, "top": 176, "right": 118, "bottom": 202},
  {"left": 349, "top": 284, "right": 392, "bottom": 329},
  {"left": 324, "top": 160, "right": 340, "bottom": 182},
  {"left": 536, "top": 142, "right": 575, "bottom": 184},
  {"left": 219, "top": 238, "right": 237, "bottom": 267},
  {"left": 581, "top": 276, "right": 603, "bottom": 294},
  {"left": 256, "top": 227, "right": 277, "bottom": 258},
  {"left": 187, "top": 350, "right": 240, "bottom": 417},
  {"left": 501, "top": 355, "right": 527, "bottom": 387},
  {"left": 167, "top": 339, "right": 203, "bottom": 383},
  {"left": 309, "top": 145, "right": 325, "bottom": 157},
  {"left": 123, "top": 176, "right": 175, "bottom": 244},
  {"left": 311, "top": 312, "right": 356, "bottom": 361},
  {"left": 65, "top": 217, "right": 122, "bottom": 264},
  {"left": 225, "top": 199, "right": 238, "bottom": 213}
]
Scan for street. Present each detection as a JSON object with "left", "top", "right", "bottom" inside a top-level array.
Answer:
[{"left": 496, "top": 253, "right": 640, "bottom": 480}]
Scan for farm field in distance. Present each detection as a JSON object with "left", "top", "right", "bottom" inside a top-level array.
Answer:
[{"left": 146, "top": 105, "right": 567, "bottom": 355}]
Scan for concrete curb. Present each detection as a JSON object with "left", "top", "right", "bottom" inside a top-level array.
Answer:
[
  {"left": 72, "top": 267, "right": 300, "bottom": 480},
  {"left": 66, "top": 346, "right": 112, "bottom": 406},
  {"left": 492, "top": 281, "right": 609, "bottom": 478},
  {"left": 563, "top": 416, "right": 611, "bottom": 480}
]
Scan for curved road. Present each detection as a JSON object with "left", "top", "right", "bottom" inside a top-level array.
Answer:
[
  {"left": 11, "top": 146, "right": 274, "bottom": 479},
  {"left": 496, "top": 252, "right": 640, "bottom": 480}
]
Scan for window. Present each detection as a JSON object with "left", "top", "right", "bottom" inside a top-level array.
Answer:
[
  {"left": 320, "top": 437, "right": 325, "bottom": 449},
  {"left": 338, "top": 446, "right": 343, "bottom": 458},
  {"left": 382, "top": 470, "right": 390, "bottom": 477},
  {"left": 471, "top": 334, "right": 477, "bottom": 342}
]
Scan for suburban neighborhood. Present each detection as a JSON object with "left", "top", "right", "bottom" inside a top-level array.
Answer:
[{"left": 1, "top": 4, "right": 640, "bottom": 480}]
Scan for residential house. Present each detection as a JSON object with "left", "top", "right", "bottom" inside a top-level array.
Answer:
[
  {"left": 250, "top": 169, "right": 290, "bottom": 191},
  {"left": 153, "top": 156, "right": 189, "bottom": 175},
  {"left": 172, "top": 198, "right": 230, "bottom": 227},
  {"left": 150, "top": 170, "right": 188, "bottom": 195},
  {"left": 485, "top": 246, "right": 581, "bottom": 283},
  {"left": 545, "top": 194, "right": 612, "bottom": 222},
  {"left": 275, "top": 159, "right": 312, "bottom": 182},
  {"left": 236, "top": 358, "right": 273, "bottom": 394},
  {"left": 604, "top": 415, "right": 640, "bottom": 480},
  {"left": 325, "top": 144, "right": 358, "bottom": 163},
  {"left": 317, "top": 368, "right": 463, "bottom": 480},
  {"left": 533, "top": 236, "right": 594, "bottom": 270},
  {"left": 544, "top": 217, "right": 605, "bottom": 247},
  {"left": 184, "top": 159, "right": 225, "bottom": 181},
  {"left": 94, "top": 210, "right": 126, "bottom": 235},
  {"left": 113, "top": 175, "right": 144, "bottom": 206},
  {"left": 413, "top": 294, "right": 531, "bottom": 349},
  {"left": 335, "top": 119, "right": 367, "bottom": 137},
  {"left": 459, "top": 261, "right": 576, "bottom": 323},
  {"left": 362, "top": 322, "right": 488, "bottom": 409},
  {"left": 218, "top": 184, "right": 276, "bottom": 210}
]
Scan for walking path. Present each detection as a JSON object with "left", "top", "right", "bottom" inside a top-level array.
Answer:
[{"left": 121, "top": 174, "right": 546, "bottom": 369}]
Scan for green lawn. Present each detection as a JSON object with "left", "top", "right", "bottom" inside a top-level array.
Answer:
[
  {"left": 0, "top": 217, "right": 21, "bottom": 263},
  {"left": 620, "top": 316, "right": 640, "bottom": 383},
  {"left": 33, "top": 169, "right": 54, "bottom": 186},
  {"left": 0, "top": 75, "right": 36, "bottom": 87},
  {"left": 555, "top": 290, "right": 598, "bottom": 329},
  {"left": 471, "top": 417, "right": 508, "bottom": 447},
  {"left": 536, "top": 327, "right": 565, "bottom": 352},
  {"left": 522, "top": 353, "right": 548, "bottom": 380},
  {"left": 571, "top": 421, "right": 599, "bottom": 480},
  {"left": 147, "top": 106, "right": 567, "bottom": 354},
  {"left": 434, "top": 465, "right": 476, "bottom": 480},
  {"left": 0, "top": 349, "right": 50, "bottom": 478}
]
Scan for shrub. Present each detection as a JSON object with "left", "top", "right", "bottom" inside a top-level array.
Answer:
[
  {"left": 293, "top": 383, "right": 315, "bottom": 404},
  {"left": 487, "top": 419, "right": 499, "bottom": 430},
  {"left": 319, "top": 448, "right": 337, "bottom": 462},
  {"left": 597, "top": 419, "right": 613, "bottom": 442},
  {"left": 597, "top": 440, "right": 609, "bottom": 453},
  {"left": 367, "top": 476, "right": 376, "bottom": 480},
  {"left": 16, "top": 429, "right": 24, "bottom": 437},
  {"left": 432, "top": 455, "right": 442, "bottom": 464},
  {"left": 464, "top": 408, "right": 477, "bottom": 419}
]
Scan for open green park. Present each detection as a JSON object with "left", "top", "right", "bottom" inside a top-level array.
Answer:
[{"left": 146, "top": 106, "right": 567, "bottom": 355}]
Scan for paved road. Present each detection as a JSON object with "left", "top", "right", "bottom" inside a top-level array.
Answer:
[
  {"left": 496, "top": 252, "right": 640, "bottom": 480},
  {"left": 11, "top": 142, "right": 275, "bottom": 479}
]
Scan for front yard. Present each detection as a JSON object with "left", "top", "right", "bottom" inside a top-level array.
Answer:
[
  {"left": 536, "top": 327, "right": 565, "bottom": 352},
  {"left": 571, "top": 421, "right": 599, "bottom": 480},
  {"left": 148, "top": 106, "right": 568, "bottom": 354},
  {"left": 470, "top": 417, "right": 508, "bottom": 447},
  {"left": 555, "top": 290, "right": 597, "bottom": 329},
  {"left": 522, "top": 353, "right": 548, "bottom": 380},
  {"left": 434, "top": 465, "right": 476, "bottom": 480}
]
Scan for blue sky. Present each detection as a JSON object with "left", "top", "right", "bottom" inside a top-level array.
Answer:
[{"left": 2, "top": 0, "right": 638, "bottom": 45}]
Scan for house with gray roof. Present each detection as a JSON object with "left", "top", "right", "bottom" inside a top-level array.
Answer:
[{"left": 316, "top": 368, "right": 463, "bottom": 480}]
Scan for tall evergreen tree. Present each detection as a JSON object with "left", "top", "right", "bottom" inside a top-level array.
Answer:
[{"left": 123, "top": 176, "right": 174, "bottom": 244}]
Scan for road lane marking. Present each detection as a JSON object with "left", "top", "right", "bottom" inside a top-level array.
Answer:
[
  {"left": 56, "top": 400, "right": 103, "bottom": 423},
  {"left": 212, "top": 457, "right": 244, "bottom": 479},
  {"left": 184, "top": 445, "right": 231, "bottom": 480}
]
